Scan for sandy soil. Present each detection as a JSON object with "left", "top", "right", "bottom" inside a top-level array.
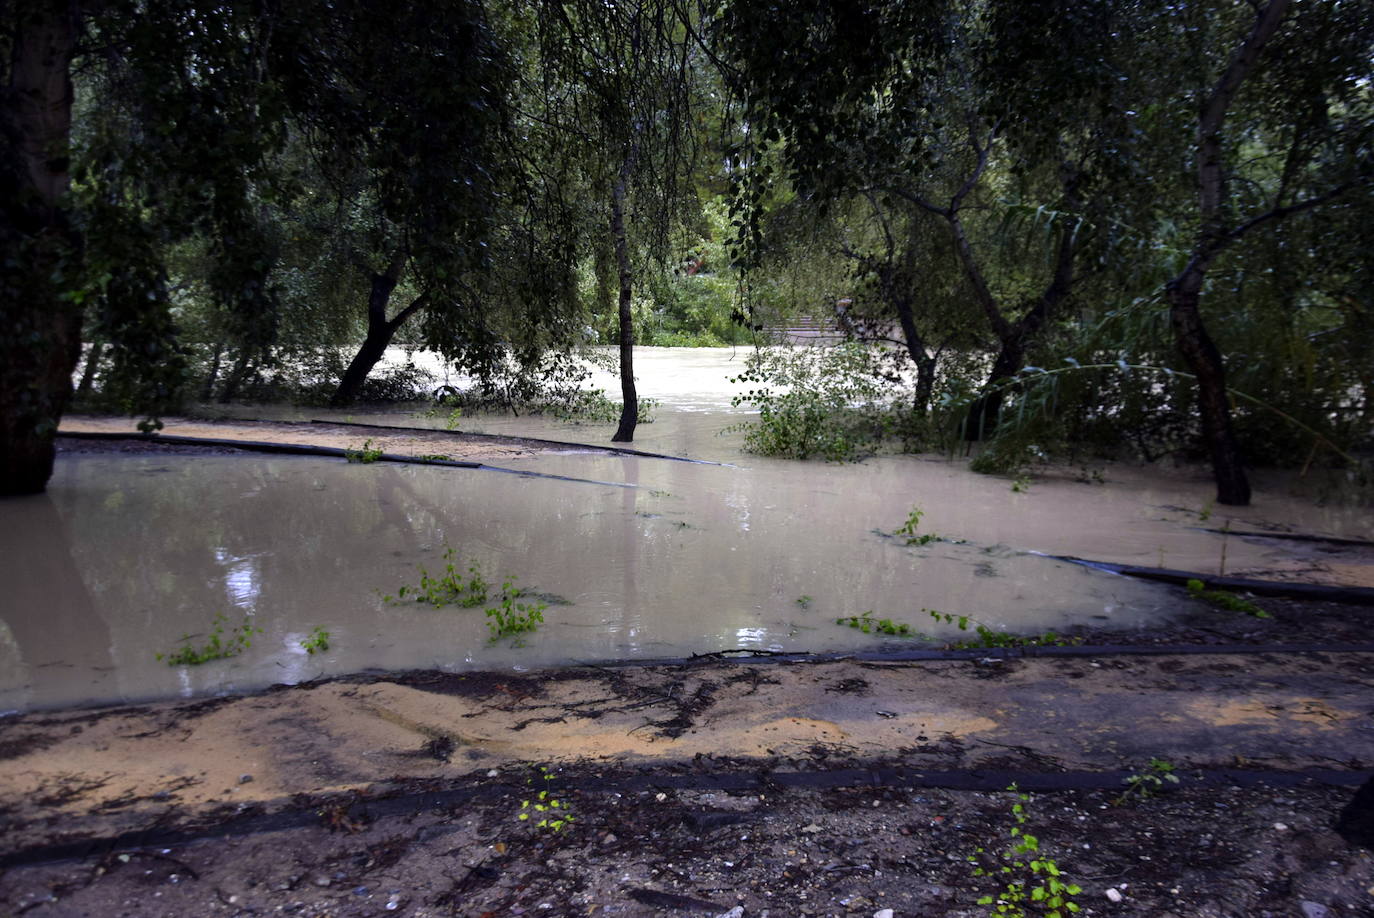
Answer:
[{"left": 3, "top": 610, "right": 1373, "bottom": 917}]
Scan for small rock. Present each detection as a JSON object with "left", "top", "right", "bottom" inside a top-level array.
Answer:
[
  {"left": 313, "top": 876, "right": 331, "bottom": 887},
  {"left": 238, "top": 774, "right": 253, "bottom": 784},
  {"left": 1106, "top": 888, "right": 1123, "bottom": 903},
  {"left": 385, "top": 896, "right": 404, "bottom": 911},
  {"left": 715, "top": 908, "right": 745, "bottom": 918},
  {"left": 801, "top": 824, "right": 823, "bottom": 834},
  {"left": 1300, "top": 903, "right": 1330, "bottom": 918},
  {"left": 1273, "top": 822, "right": 1288, "bottom": 831},
  {"left": 487, "top": 769, "right": 499, "bottom": 778},
  {"left": 873, "top": 910, "right": 894, "bottom": 918},
  {"left": 601, "top": 833, "right": 618, "bottom": 845}
]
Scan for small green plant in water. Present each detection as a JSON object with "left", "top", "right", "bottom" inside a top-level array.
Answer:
[
  {"left": 1185, "top": 578, "right": 1270, "bottom": 618},
  {"left": 1011, "top": 474, "right": 1031, "bottom": 493},
  {"left": 1114, "top": 758, "right": 1180, "bottom": 806},
  {"left": 301, "top": 626, "right": 330, "bottom": 655},
  {"left": 970, "top": 784, "right": 1082, "bottom": 917},
  {"left": 385, "top": 546, "right": 489, "bottom": 608},
  {"left": 836, "top": 610, "right": 919, "bottom": 636},
  {"left": 344, "top": 438, "right": 383, "bottom": 463},
  {"left": 486, "top": 579, "right": 547, "bottom": 641},
  {"left": 896, "top": 506, "right": 941, "bottom": 546},
  {"left": 929, "top": 610, "right": 1078, "bottom": 649},
  {"left": 157, "top": 613, "right": 262, "bottom": 666},
  {"left": 518, "top": 765, "right": 574, "bottom": 832},
  {"left": 795, "top": 595, "right": 814, "bottom": 610}
]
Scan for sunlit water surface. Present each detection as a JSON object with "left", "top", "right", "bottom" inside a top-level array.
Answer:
[{"left": 4, "top": 347, "right": 1369, "bottom": 712}]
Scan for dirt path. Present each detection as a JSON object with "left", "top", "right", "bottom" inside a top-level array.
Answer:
[{"left": 3, "top": 652, "right": 1372, "bottom": 916}]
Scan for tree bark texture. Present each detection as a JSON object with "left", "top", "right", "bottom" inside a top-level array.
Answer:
[
  {"left": 609, "top": 156, "right": 637, "bottom": 443},
  {"left": 0, "top": 1, "right": 81, "bottom": 496}
]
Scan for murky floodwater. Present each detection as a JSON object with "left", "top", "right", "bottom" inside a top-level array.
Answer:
[{"left": 5, "top": 347, "right": 1371, "bottom": 712}]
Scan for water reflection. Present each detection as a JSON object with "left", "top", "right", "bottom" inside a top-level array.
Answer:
[
  {"left": 2, "top": 450, "right": 1185, "bottom": 712},
  {"left": 0, "top": 495, "right": 115, "bottom": 712}
]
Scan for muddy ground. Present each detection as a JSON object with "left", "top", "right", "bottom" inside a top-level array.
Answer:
[
  {"left": 6, "top": 421, "right": 1371, "bottom": 917},
  {"left": 3, "top": 606, "right": 1373, "bottom": 918}
]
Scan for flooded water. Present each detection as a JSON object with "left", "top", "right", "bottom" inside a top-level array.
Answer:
[{"left": 5, "top": 347, "right": 1371, "bottom": 713}]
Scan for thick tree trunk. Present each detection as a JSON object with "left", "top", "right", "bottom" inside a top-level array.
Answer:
[
  {"left": 333, "top": 321, "right": 394, "bottom": 406},
  {"left": 0, "top": 1, "right": 81, "bottom": 496},
  {"left": 609, "top": 160, "right": 637, "bottom": 443},
  {"left": 964, "top": 338, "right": 1025, "bottom": 441},
  {"left": 1167, "top": 278, "right": 1251, "bottom": 505},
  {"left": 330, "top": 252, "right": 423, "bottom": 407}
]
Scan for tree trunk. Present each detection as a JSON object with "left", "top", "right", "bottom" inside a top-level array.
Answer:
[
  {"left": 333, "top": 320, "right": 394, "bottom": 407},
  {"left": 0, "top": 1, "right": 81, "bottom": 496},
  {"left": 1156, "top": 0, "right": 1290, "bottom": 506},
  {"left": 330, "top": 253, "right": 423, "bottom": 407},
  {"left": 964, "top": 338, "right": 1025, "bottom": 441},
  {"left": 890, "top": 287, "right": 937, "bottom": 414},
  {"left": 1167, "top": 277, "right": 1251, "bottom": 505},
  {"left": 76, "top": 341, "right": 104, "bottom": 396},
  {"left": 609, "top": 157, "right": 637, "bottom": 443},
  {"left": 217, "top": 348, "right": 254, "bottom": 403},
  {"left": 199, "top": 342, "right": 223, "bottom": 401}
]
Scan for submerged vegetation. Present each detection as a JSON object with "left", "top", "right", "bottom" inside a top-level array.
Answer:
[
  {"left": 386, "top": 548, "right": 550, "bottom": 642},
  {"left": 156, "top": 613, "right": 262, "bottom": 666},
  {"left": 834, "top": 609, "right": 1077, "bottom": 650},
  {"left": 1185, "top": 579, "right": 1271, "bottom": 618},
  {"left": 386, "top": 546, "right": 490, "bottom": 608}
]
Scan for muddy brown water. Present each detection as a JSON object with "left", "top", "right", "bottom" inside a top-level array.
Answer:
[{"left": 4, "top": 347, "right": 1371, "bottom": 714}]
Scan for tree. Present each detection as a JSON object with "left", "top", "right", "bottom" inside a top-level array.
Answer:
[
  {"left": 1152, "top": 0, "right": 1371, "bottom": 504},
  {"left": 717, "top": 0, "right": 1135, "bottom": 436},
  {"left": 0, "top": 0, "right": 81, "bottom": 495},
  {"left": 537, "top": 0, "right": 701, "bottom": 442},
  {"left": 3, "top": 0, "right": 283, "bottom": 495}
]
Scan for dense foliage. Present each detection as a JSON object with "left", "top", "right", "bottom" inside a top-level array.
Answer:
[{"left": 2, "top": 0, "right": 1370, "bottom": 499}]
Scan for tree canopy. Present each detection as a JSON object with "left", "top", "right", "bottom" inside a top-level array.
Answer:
[{"left": 2, "top": 0, "right": 1370, "bottom": 499}]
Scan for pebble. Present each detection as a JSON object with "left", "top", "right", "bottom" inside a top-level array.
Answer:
[
  {"left": 874, "top": 910, "right": 894, "bottom": 918},
  {"left": 715, "top": 908, "right": 745, "bottom": 918},
  {"left": 1273, "top": 822, "right": 1288, "bottom": 831},
  {"left": 238, "top": 774, "right": 253, "bottom": 784},
  {"left": 801, "top": 824, "right": 823, "bottom": 834},
  {"left": 1300, "top": 903, "right": 1330, "bottom": 918},
  {"left": 1106, "top": 888, "right": 1123, "bottom": 903}
]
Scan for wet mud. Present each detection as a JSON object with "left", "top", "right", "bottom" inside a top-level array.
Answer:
[{"left": 2, "top": 630, "right": 1373, "bottom": 916}]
